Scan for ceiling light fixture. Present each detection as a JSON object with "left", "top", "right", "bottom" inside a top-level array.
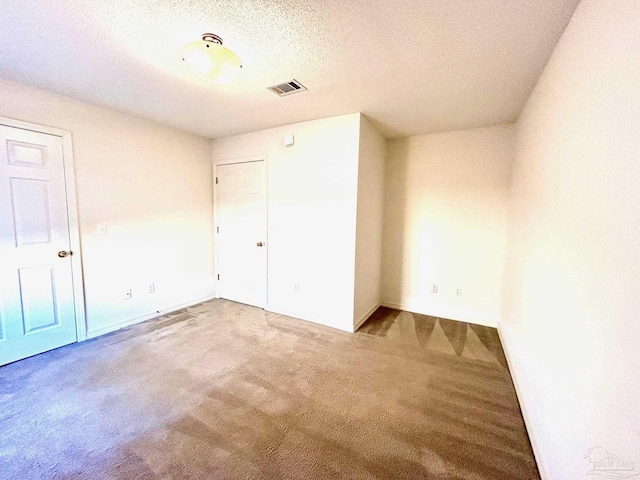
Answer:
[{"left": 182, "top": 33, "right": 242, "bottom": 85}]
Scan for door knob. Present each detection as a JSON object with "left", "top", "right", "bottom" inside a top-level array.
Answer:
[
  {"left": 58, "top": 250, "right": 72, "bottom": 258},
  {"left": 256, "top": 242, "right": 264, "bottom": 247}
]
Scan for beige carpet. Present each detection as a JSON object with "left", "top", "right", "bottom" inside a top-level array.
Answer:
[{"left": 0, "top": 299, "right": 539, "bottom": 479}]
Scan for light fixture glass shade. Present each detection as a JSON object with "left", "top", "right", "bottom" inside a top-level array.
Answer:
[{"left": 182, "top": 39, "right": 241, "bottom": 85}]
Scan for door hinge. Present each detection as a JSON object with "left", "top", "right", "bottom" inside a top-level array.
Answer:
[
  {"left": 215, "top": 177, "right": 218, "bottom": 184},
  {"left": 216, "top": 226, "right": 219, "bottom": 233},
  {"left": 217, "top": 274, "right": 220, "bottom": 280}
]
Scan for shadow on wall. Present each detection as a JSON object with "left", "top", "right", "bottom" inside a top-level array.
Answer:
[{"left": 381, "top": 138, "right": 409, "bottom": 305}]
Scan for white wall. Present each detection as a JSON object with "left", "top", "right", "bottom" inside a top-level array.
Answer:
[
  {"left": 381, "top": 125, "right": 515, "bottom": 327},
  {"left": 0, "top": 78, "right": 214, "bottom": 337},
  {"left": 211, "top": 113, "right": 361, "bottom": 332},
  {"left": 353, "top": 115, "right": 385, "bottom": 329},
  {"left": 501, "top": 0, "right": 640, "bottom": 478}
]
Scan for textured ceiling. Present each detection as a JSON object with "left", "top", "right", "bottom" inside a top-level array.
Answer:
[{"left": 0, "top": 0, "right": 580, "bottom": 139}]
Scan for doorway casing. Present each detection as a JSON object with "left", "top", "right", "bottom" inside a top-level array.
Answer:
[
  {"left": 213, "top": 155, "right": 268, "bottom": 308},
  {"left": 0, "top": 116, "right": 87, "bottom": 343}
]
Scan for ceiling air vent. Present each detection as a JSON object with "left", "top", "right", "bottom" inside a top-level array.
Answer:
[{"left": 267, "top": 79, "right": 307, "bottom": 96}]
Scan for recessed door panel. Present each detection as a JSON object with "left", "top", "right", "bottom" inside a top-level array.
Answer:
[
  {"left": 7, "top": 140, "right": 47, "bottom": 168},
  {"left": 19, "top": 266, "right": 58, "bottom": 334},
  {"left": 11, "top": 178, "right": 52, "bottom": 246}
]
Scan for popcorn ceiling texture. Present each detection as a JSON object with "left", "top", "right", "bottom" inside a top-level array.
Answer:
[{"left": 0, "top": 0, "right": 579, "bottom": 138}]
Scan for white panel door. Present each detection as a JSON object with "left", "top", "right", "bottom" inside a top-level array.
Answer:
[
  {"left": 216, "top": 161, "right": 267, "bottom": 307},
  {"left": 0, "top": 125, "right": 77, "bottom": 366}
]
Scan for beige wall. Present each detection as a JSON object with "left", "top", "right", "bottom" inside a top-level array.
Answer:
[
  {"left": 0, "top": 78, "right": 214, "bottom": 337},
  {"left": 353, "top": 115, "right": 386, "bottom": 329},
  {"left": 501, "top": 0, "right": 640, "bottom": 477},
  {"left": 212, "top": 113, "right": 361, "bottom": 332},
  {"left": 382, "top": 124, "right": 515, "bottom": 327}
]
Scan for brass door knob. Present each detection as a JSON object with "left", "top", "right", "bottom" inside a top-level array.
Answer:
[
  {"left": 256, "top": 242, "right": 264, "bottom": 247},
  {"left": 58, "top": 250, "right": 72, "bottom": 258}
]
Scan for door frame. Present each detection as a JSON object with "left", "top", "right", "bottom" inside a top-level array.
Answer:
[
  {"left": 0, "top": 116, "right": 87, "bottom": 342},
  {"left": 212, "top": 155, "right": 268, "bottom": 308}
]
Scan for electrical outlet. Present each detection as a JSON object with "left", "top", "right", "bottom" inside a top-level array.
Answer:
[
  {"left": 294, "top": 284, "right": 300, "bottom": 294},
  {"left": 431, "top": 284, "right": 438, "bottom": 294},
  {"left": 124, "top": 288, "right": 132, "bottom": 300},
  {"left": 148, "top": 283, "right": 155, "bottom": 294},
  {"left": 456, "top": 288, "right": 462, "bottom": 296}
]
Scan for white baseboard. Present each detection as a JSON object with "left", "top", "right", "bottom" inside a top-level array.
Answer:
[
  {"left": 85, "top": 295, "right": 216, "bottom": 340},
  {"left": 379, "top": 300, "right": 497, "bottom": 328},
  {"left": 353, "top": 303, "right": 380, "bottom": 332},
  {"left": 498, "top": 324, "right": 549, "bottom": 480}
]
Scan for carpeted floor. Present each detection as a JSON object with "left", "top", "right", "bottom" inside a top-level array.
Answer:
[{"left": 0, "top": 299, "right": 539, "bottom": 479}]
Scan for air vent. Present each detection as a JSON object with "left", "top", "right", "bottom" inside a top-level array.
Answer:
[{"left": 267, "top": 79, "right": 307, "bottom": 96}]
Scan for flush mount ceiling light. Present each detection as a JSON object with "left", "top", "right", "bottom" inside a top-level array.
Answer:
[{"left": 182, "top": 33, "right": 242, "bottom": 85}]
